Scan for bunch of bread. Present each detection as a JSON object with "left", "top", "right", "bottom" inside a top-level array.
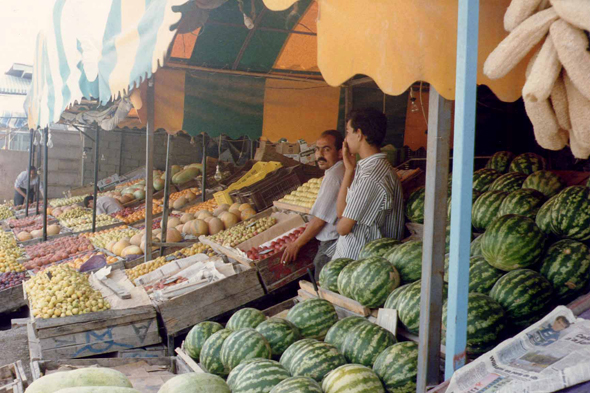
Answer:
[{"left": 484, "top": 0, "right": 590, "bottom": 158}]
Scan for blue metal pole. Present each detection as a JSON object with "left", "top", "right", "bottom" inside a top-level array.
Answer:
[{"left": 445, "top": 0, "right": 480, "bottom": 379}]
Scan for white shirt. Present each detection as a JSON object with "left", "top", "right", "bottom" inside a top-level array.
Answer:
[
  {"left": 96, "top": 197, "right": 123, "bottom": 215},
  {"left": 310, "top": 161, "right": 345, "bottom": 242},
  {"left": 14, "top": 171, "right": 40, "bottom": 189}
]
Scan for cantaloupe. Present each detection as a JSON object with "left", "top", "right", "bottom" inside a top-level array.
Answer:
[
  {"left": 17, "top": 232, "right": 32, "bottom": 241},
  {"left": 230, "top": 203, "right": 241, "bottom": 211},
  {"left": 213, "top": 205, "right": 229, "bottom": 217},
  {"left": 239, "top": 203, "right": 253, "bottom": 211},
  {"left": 185, "top": 192, "right": 197, "bottom": 202},
  {"left": 192, "top": 220, "right": 209, "bottom": 236},
  {"left": 106, "top": 240, "right": 117, "bottom": 252},
  {"left": 153, "top": 228, "right": 162, "bottom": 236},
  {"left": 228, "top": 207, "right": 242, "bottom": 219},
  {"left": 203, "top": 216, "right": 214, "bottom": 224},
  {"left": 121, "top": 245, "right": 143, "bottom": 257},
  {"left": 208, "top": 218, "right": 224, "bottom": 235},
  {"left": 241, "top": 208, "right": 257, "bottom": 220},
  {"left": 180, "top": 213, "right": 194, "bottom": 224},
  {"left": 197, "top": 211, "right": 212, "bottom": 220},
  {"left": 175, "top": 224, "right": 184, "bottom": 233},
  {"left": 52, "top": 208, "right": 63, "bottom": 217},
  {"left": 133, "top": 190, "right": 145, "bottom": 200},
  {"left": 157, "top": 373, "right": 230, "bottom": 393},
  {"left": 31, "top": 229, "right": 43, "bottom": 238},
  {"left": 182, "top": 221, "right": 194, "bottom": 235},
  {"left": 167, "top": 217, "right": 181, "bottom": 228},
  {"left": 25, "top": 368, "right": 133, "bottom": 393},
  {"left": 54, "top": 388, "right": 141, "bottom": 393},
  {"left": 130, "top": 234, "right": 143, "bottom": 247},
  {"left": 47, "top": 224, "right": 60, "bottom": 236},
  {"left": 218, "top": 212, "right": 239, "bottom": 229},
  {"left": 166, "top": 228, "right": 183, "bottom": 242},
  {"left": 112, "top": 240, "right": 131, "bottom": 256},
  {"left": 173, "top": 197, "right": 187, "bottom": 210}
]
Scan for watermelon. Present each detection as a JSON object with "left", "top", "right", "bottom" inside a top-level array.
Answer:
[
  {"left": 471, "top": 235, "right": 484, "bottom": 257},
  {"left": 372, "top": 341, "right": 418, "bottom": 393},
  {"left": 486, "top": 151, "right": 515, "bottom": 173},
  {"left": 472, "top": 168, "right": 503, "bottom": 192},
  {"left": 286, "top": 298, "right": 338, "bottom": 340},
  {"left": 384, "top": 283, "right": 414, "bottom": 310},
  {"left": 341, "top": 322, "right": 396, "bottom": 367},
  {"left": 509, "top": 152, "right": 546, "bottom": 175},
  {"left": 467, "top": 257, "right": 505, "bottom": 294},
  {"left": 481, "top": 214, "right": 546, "bottom": 271},
  {"left": 200, "top": 329, "right": 233, "bottom": 376},
  {"left": 490, "top": 269, "right": 553, "bottom": 328},
  {"left": 396, "top": 281, "right": 424, "bottom": 334},
  {"left": 227, "top": 359, "right": 269, "bottom": 391},
  {"left": 550, "top": 186, "right": 590, "bottom": 241},
  {"left": 226, "top": 308, "right": 267, "bottom": 330},
  {"left": 322, "top": 364, "right": 385, "bottom": 393},
  {"left": 446, "top": 190, "right": 481, "bottom": 220},
  {"left": 350, "top": 257, "right": 400, "bottom": 308},
  {"left": 324, "top": 316, "right": 371, "bottom": 353},
  {"left": 270, "top": 377, "right": 323, "bottom": 393},
  {"left": 498, "top": 189, "right": 546, "bottom": 219},
  {"left": 445, "top": 222, "right": 471, "bottom": 254},
  {"left": 255, "top": 318, "right": 301, "bottom": 357},
  {"left": 319, "top": 258, "right": 353, "bottom": 293},
  {"left": 359, "top": 238, "right": 401, "bottom": 259},
  {"left": 184, "top": 321, "right": 224, "bottom": 361},
  {"left": 337, "top": 260, "right": 363, "bottom": 298},
  {"left": 288, "top": 340, "right": 347, "bottom": 381},
  {"left": 405, "top": 187, "right": 426, "bottom": 223},
  {"left": 443, "top": 293, "right": 506, "bottom": 355},
  {"left": 522, "top": 170, "right": 565, "bottom": 198},
  {"left": 471, "top": 191, "right": 508, "bottom": 231},
  {"left": 383, "top": 240, "right": 423, "bottom": 284},
  {"left": 279, "top": 339, "right": 317, "bottom": 372},
  {"left": 220, "top": 328, "right": 271, "bottom": 371},
  {"left": 158, "top": 374, "right": 230, "bottom": 393},
  {"left": 231, "top": 359, "right": 290, "bottom": 393},
  {"left": 536, "top": 194, "right": 559, "bottom": 235},
  {"left": 540, "top": 239, "right": 590, "bottom": 302},
  {"left": 489, "top": 172, "right": 528, "bottom": 193}
]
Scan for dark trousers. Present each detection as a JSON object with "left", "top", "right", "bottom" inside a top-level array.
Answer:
[
  {"left": 313, "top": 239, "right": 338, "bottom": 281},
  {"left": 14, "top": 188, "right": 34, "bottom": 207}
]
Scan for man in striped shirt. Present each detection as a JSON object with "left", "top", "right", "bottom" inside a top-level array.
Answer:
[{"left": 331, "top": 108, "right": 405, "bottom": 260}]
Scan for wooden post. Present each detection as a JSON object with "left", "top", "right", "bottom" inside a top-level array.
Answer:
[
  {"left": 144, "top": 77, "right": 155, "bottom": 263},
  {"left": 91, "top": 124, "right": 100, "bottom": 233},
  {"left": 416, "top": 87, "right": 453, "bottom": 392},
  {"left": 42, "top": 127, "right": 49, "bottom": 242},
  {"left": 445, "top": 0, "right": 480, "bottom": 378},
  {"left": 160, "top": 133, "right": 172, "bottom": 256}
]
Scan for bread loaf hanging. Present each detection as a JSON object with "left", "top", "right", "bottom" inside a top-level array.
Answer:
[
  {"left": 504, "top": 0, "right": 543, "bottom": 31},
  {"left": 524, "top": 98, "right": 569, "bottom": 150},
  {"left": 550, "top": 73, "right": 572, "bottom": 131}
]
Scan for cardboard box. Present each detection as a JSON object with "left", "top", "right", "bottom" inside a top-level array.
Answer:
[{"left": 276, "top": 142, "right": 300, "bottom": 155}]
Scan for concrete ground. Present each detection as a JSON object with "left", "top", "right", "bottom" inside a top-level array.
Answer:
[{"left": 0, "top": 307, "right": 31, "bottom": 382}]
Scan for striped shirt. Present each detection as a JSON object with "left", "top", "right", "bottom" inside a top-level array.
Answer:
[
  {"left": 310, "top": 161, "right": 345, "bottom": 242},
  {"left": 331, "top": 153, "right": 404, "bottom": 260}
]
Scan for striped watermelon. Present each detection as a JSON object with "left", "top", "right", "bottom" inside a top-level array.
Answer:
[
  {"left": 226, "top": 308, "right": 267, "bottom": 330},
  {"left": 536, "top": 195, "right": 559, "bottom": 235},
  {"left": 324, "top": 316, "right": 371, "bottom": 353},
  {"left": 337, "top": 260, "right": 363, "bottom": 298},
  {"left": 522, "top": 170, "right": 565, "bottom": 198},
  {"left": 322, "top": 364, "right": 385, "bottom": 393},
  {"left": 319, "top": 258, "right": 353, "bottom": 293},
  {"left": 445, "top": 222, "right": 472, "bottom": 254},
  {"left": 200, "top": 329, "right": 233, "bottom": 376},
  {"left": 359, "top": 238, "right": 401, "bottom": 259},
  {"left": 486, "top": 151, "right": 515, "bottom": 173},
  {"left": 255, "top": 318, "right": 301, "bottom": 357},
  {"left": 383, "top": 240, "right": 423, "bottom": 284},
  {"left": 286, "top": 298, "right": 338, "bottom": 340},
  {"left": 279, "top": 339, "right": 317, "bottom": 372},
  {"left": 342, "top": 322, "right": 396, "bottom": 367},
  {"left": 350, "top": 257, "right": 400, "bottom": 308},
  {"left": 468, "top": 257, "right": 505, "bottom": 294},
  {"left": 489, "top": 172, "right": 528, "bottom": 193},
  {"left": 270, "top": 377, "right": 323, "bottom": 393},
  {"left": 184, "top": 321, "right": 224, "bottom": 361},
  {"left": 550, "top": 186, "right": 590, "bottom": 241},
  {"left": 481, "top": 214, "right": 546, "bottom": 271},
  {"left": 384, "top": 283, "right": 414, "bottom": 310},
  {"left": 472, "top": 168, "right": 503, "bottom": 192},
  {"left": 397, "top": 281, "right": 448, "bottom": 334},
  {"left": 498, "top": 189, "right": 546, "bottom": 219},
  {"left": 471, "top": 191, "right": 508, "bottom": 231},
  {"left": 220, "top": 329, "right": 272, "bottom": 371},
  {"left": 471, "top": 235, "right": 483, "bottom": 257},
  {"left": 372, "top": 341, "right": 418, "bottom": 393},
  {"left": 231, "top": 359, "right": 290, "bottom": 393},
  {"left": 158, "top": 373, "right": 230, "bottom": 393},
  {"left": 227, "top": 358, "right": 269, "bottom": 391},
  {"left": 509, "top": 152, "right": 546, "bottom": 175},
  {"left": 443, "top": 293, "right": 506, "bottom": 354},
  {"left": 490, "top": 269, "right": 553, "bottom": 328},
  {"left": 405, "top": 187, "right": 426, "bottom": 223},
  {"left": 540, "top": 239, "right": 590, "bottom": 302},
  {"left": 288, "top": 340, "right": 347, "bottom": 381}
]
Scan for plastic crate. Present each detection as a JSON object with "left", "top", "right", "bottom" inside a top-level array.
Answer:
[
  {"left": 236, "top": 167, "right": 302, "bottom": 212},
  {"left": 227, "top": 161, "right": 282, "bottom": 191}
]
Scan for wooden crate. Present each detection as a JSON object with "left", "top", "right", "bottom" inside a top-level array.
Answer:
[
  {"left": 27, "top": 305, "right": 161, "bottom": 360},
  {"left": 0, "top": 284, "right": 26, "bottom": 314},
  {"left": 0, "top": 361, "right": 26, "bottom": 393}
]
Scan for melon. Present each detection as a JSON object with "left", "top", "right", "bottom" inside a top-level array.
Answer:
[
  {"left": 47, "top": 224, "right": 60, "bottom": 236},
  {"left": 17, "top": 232, "right": 32, "bottom": 241},
  {"left": 228, "top": 207, "right": 242, "bottom": 218},
  {"left": 31, "top": 229, "right": 43, "bottom": 238},
  {"left": 157, "top": 373, "right": 230, "bottom": 393},
  {"left": 230, "top": 203, "right": 241, "bottom": 211},
  {"left": 167, "top": 217, "right": 181, "bottom": 228},
  {"left": 113, "top": 240, "right": 131, "bottom": 256},
  {"left": 239, "top": 203, "right": 253, "bottom": 211},
  {"left": 54, "top": 388, "right": 140, "bottom": 393},
  {"left": 166, "top": 228, "right": 183, "bottom": 242},
  {"left": 322, "top": 365, "right": 385, "bottom": 393},
  {"left": 106, "top": 240, "right": 117, "bottom": 253},
  {"left": 197, "top": 210, "right": 213, "bottom": 220},
  {"left": 213, "top": 206, "right": 228, "bottom": 217},
  {"left": 26, "top": 368, "right": 132, "bottom": 393},
  {"left": 208, "top": 218, "right": 225, "bottom": 235},
  {"left": 219, "top": 212, "right": 239, "bottom": 229},
  {"left": 180, "top": 213, "right": 194, "bottom": 224},
  {"left": 185, "top": 192, "right": 197, "bottom": 202},
  {"left": 122, "top": 245, "right": 143, "bottom": 257},
  {"left": 130, "top": 233, "right": 142, "bottom": 246},
  {"left": 133, "top": 190, "right": 145, "bottom": 200},
  {"left": 184, "top": 321, "right": 224, "bottom": 361},
  {"left": 175, "top": 224, "right": 184, "bottom": 233},
  {"left": 173, "top": 197, "right": 187, "bottom": 209},
  {"left": 241, "top": 208, "right": 257, "bottom": 220}
]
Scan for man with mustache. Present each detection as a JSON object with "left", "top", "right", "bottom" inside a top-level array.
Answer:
[{"left": 282, "top": 130, "right": 345, "bottom": 279}]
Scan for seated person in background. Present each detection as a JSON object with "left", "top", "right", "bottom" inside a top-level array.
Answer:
[{"left": 83, "top": 195, "right": 123, "bottom": 215}]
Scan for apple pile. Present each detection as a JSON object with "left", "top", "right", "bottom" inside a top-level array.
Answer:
[
  {"left": 23, "top": 236, "right": 94, "bottom": 270},
  {"left": 245, "top": 226, "right": 307, "bottom": 261},
  {"left": 0, "top": 271, "right": 27, "bottom": 290}
]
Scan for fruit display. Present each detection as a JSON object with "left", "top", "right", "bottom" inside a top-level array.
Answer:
[
  {"left": 200, "top": 329, "right": 233, "bottom": 376},
  {"left": 0, "top": 271, "right": 27, "bottom": 290},
  {"left": 322, "top": 364, "right": 385, "bottom": 393},
  {"left": 65, "top": 251, "right": 120, "bottom": 271},
  {"left": 184, "top": 198, "right": 218, "bottom": 214},
  {"left": 277, "top": 177, "right": 322, "bottom": 208},
  {"left": 49, "top": 195, "right": 86, "bottom": 208},
  {"left": 175, "top": 242, "right": 215, "bottom": 257},
  {"left": 324, "top": 317, "right": 371, "bottom": 353},
  {"left": 226, "top": 307, "right": 267, "bottom": 330},
  {"left": 318, "top": 258, "right": 353, "bottom": 293},
  {"left": 404, "top": 186, "right": 425, "bottom": 224},
  {"left": 114, "top": 204, "right": 163, "bottom": 224},
  {"left": 471, "top": 190, "right": 508, "bottom": 231},
  {"left": 382, "top": 240, "right": 423, "bottom": 285},
  {"left": 220, "top": 329, "right": 272, "bottom": 371},
  {"left": 489, "top": 172, "right": 528, "bottom": 192},
  {"left": 342, "top": 323, "right": 396, "bottom": 367},
  {"left": 184, "top": 321, "right": 224, "bottom": 361},
  {"left": 548, "top": 186, "right": 590, "bottom": 241},
  {"left": 82, "top": 226, "right": 139, "bottom": 249},
  {"left": 26, "top": 264, "right": 110, "bottom": 319},
  {"left": 15, "top": 223, "right": 62, "bottom": 241},
  {"left": 286, "top": 298, "right": 338, "bottom": 340},
  {"left": 256, "top": 318, "right": 301, "bottom": 357},
  {"left": 472, "top": 168, "right": 502, "bottom": 192},
  {"left": 337, "top": 260, "right": 362, "bottom": 298},
  {"left": 522, "top": 170, "right": 566, "bottom": 198},
  {"left": 0, "top": 203, "right": 15, "bottom": 220},
  {"left": 26, "top": 368, "right": 134, "bottom": 393},
  {"left": 348, "top": 257, "right": 400, "bottom": 308},
  {"left": 208, "top": 216, "right": 276, "bottom": 248},
  {"left": 230, "top": 359, "right": 289, "bottom": 392},
  {"left": 154, "top": 188, "right": 200, "bottom": 206},
  {"left": 180, "top": 202, "right": 257, "bottom": 238},
  {"left": 485, "top": 151, "right": 515, "bottom": 173},
  {"left": 7, "top": 215, "right": 47, "bottom": 229},
  {"left": 283, "top": 340, "right": 345, "bottom": 382},
  {"left": 508, "top": 153, "right": 546, "bottom": 175},
  {"left": 372, "top": 342, "right": 419, "bottom": 393},
  {"left": 125, "top": 255, "right": 169, "bottom": 282},
  {"left": 245, "top": 226, "right": 306, "bottom": 261},
  {"left": 159, "top": 373, "right": 229, "bottom": 393},
  {"left": 270, "top": 377, "right": 323, "bottom": 393},
  {"left": 23, "top": 235, "right": 94, "bottom": 270},
  {"left": 0, "top": 231, "right": 25, "bottom": 273},
  {"left": 358, "top": 238, "right": 401, "bottom": 259},
  {"left": 497, "top": 188, "right": 545, "bottom": 219}
]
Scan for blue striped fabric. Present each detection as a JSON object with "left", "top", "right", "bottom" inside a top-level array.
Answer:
[{"left": 26, "top": 0, "right": 188, "bottom": 130}]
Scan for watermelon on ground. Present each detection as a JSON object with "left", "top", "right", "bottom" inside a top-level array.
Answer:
[
  {"left": 286, "top": 298, "right": 338, "bottom": 340},
  {"left": 226, "top": 308, "right": 267, "bottom": 330},
  {"left": 522, "top": 170, "right": 565, "bottom": 198},
  {"left": 372, "top": 341, "right": 418, "bottom": 393},
  {"left": 472, "top": 168, "right": 503, "bottom": 192},
  {"left": 550, "top": 186, "right": 590, "bottom": 241},
  {"left": 490, "top": 269, "right": 553, "bottom": 328},
  {"left": 480, "top": 214, "right": 546, "bottom": 271},
  {"left": 405, "top": 187, "right": 426, "bottom": 223},
  {"left": 498, "top": 189, "right": 546, "bottom": 219},
  {"left": 359, "top": 238, "right": 401, "bottom": 259},
  {"left": 536, "top": 194, "right": 559, "bottom": 236},
  {"left": 384, "top": 283, "right": 414, "bottom": 311},
  {"left": 509, "top": 153, "right": 546, "bottom": 175},
  {"left": 486, "top": 151, "right": 515, "bottom": 173},
  {"left": 319, "top": 258, "right": 353, "bottom": 293},
  {"left": 270, "top": 377, "right": 323, "bottom": 393},
  {"left": 231, "top": 359, "right": 290, "bottom": 393},
  {"left": 383, "top": 240, "right": 423, "bottom": 284},
  {"left": 489, "top": 172, "right": 528, "bottom": 193},
  {"left": 288, "top": 340, "right": 347, "bottom": 381},
  {"left": 255, "top": 318, "right": 301, "bottom": 357},
  {"left": 471, "top": 190, "right": 508, "bottom": 231},
  {"left": 322, "top": 364, "right": 385, "bottom": 393},
  {"left": 324, "top": 316, "right": 371, "bottom": 353},
  {"left": 540, "top": 239, "right": 590, "bottom": 302},
  {"left": 184, "top": 321, "right": 224, "bottom": 361},
  {"left": 342, "top": 322, "right": 396, "bottom": 367},
  {"left": 200, "top": 329, "right": 233, "bottom": 376},
  {"left": 350, "top": 257, "right": 400, "bottom": 308},
  {"left": 471, "top": 235, "right": 484, "bottom": 257},
  {"left": 220, "top": 329, "right": 272, "bottom": 371}
]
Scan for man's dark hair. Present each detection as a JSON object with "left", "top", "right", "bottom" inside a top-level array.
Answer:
[
  {"left": 30, "top": 166, "right": 37, "bottom": 172},
  {"left": 83, "top": 195, "right": 94, "bottom": 208},
  {"left": 348, "top": 108, "right": 387, "bottom": 147},
  {"left": 320, "top": 130, "right": 344, "bottom": 151},
  {"left": 555, "top": 316, "right": 570, "bottom": 328}
]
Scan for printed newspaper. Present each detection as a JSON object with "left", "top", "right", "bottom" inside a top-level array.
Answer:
[{"left": 447, "top": 306, "right": 590, "bottom": 393}]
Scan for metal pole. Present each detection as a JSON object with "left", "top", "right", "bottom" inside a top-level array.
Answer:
[
  {"left": 416, "top": 88, "right": 453, "bottom": 392},
  {"left": 144, "top": 78, "right": 155, "bottom": 263},
  {"left": 25, "top": 129, "right": 34, "bottom": 217},
  {"left": 445, "top": 0, "right": 480, "bottom": 379},
  {"left": 250, "top": 139, "right": 255, "bottom": 160},
  {"left": 42, "top": 127, "right": 49, "bottom": 241},
  {"left": 160, "top": 133, "right": 172, "bottom": 256},
  {"left": 201, "top": 133, "right": 207, "bottom": 202},
  {"left": 92, "top": 125, "right": 100, "bottom": 233},
  {"left": 36, "top": 136, "right": 41, "bottom": 215}
]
